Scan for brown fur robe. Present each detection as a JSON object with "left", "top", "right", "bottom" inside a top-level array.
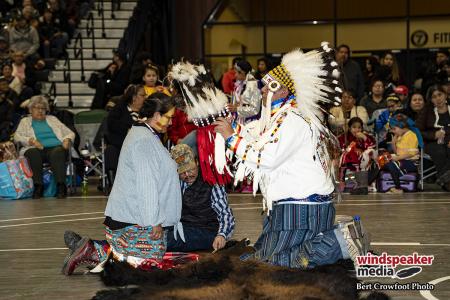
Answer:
[{"left": 93, "top": 240, "right": 389, "bottom": 300}]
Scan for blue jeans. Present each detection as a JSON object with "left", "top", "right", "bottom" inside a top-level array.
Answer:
[
  {"left": 383, "top": 159, "right": 417, "bottom": 188},
  {"left": 166, "top": 225, "right": 216, "bottom": 252}
]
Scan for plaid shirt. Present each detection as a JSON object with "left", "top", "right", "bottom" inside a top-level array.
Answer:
[{"left": 181, "top": 181, "right": 235, "bottom": 240}]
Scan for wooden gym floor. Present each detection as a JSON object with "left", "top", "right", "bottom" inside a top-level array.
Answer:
[{"left": 0, "top": 189, "right": 449, "bottom": 300}]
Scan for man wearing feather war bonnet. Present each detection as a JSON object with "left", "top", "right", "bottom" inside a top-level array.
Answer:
[
  {"left": 214, "top": 42, "right": 371, "bottom": 269},
  {"left": 168, "top": 61, "right": 232, "bottom": 186}
]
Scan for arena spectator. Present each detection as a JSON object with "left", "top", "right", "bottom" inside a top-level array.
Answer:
[
  {"left": 360, "top": 79, "right": 387, "bottom": 118},
  {"left": 104, "top": 84, "right": 146, "bottom": 183},
  {"left": 335, "top": 44, "right": 365, "bottom": 102},
  {"left": 38, "top": 9, "right": 68, "bottom": 59},
  {"left": 376, "top": 52, "right": 404, "bottom": 87},
  {"left": 420, "top": 49, "right": 449, "bottom": 96},
  {"left": 2, "top": 63, "right": 34, "bottom": 110},
  {"left": 394, "top": 85, "right": 409, "bottom": 106},
  {"left": 22, "top": 5, "right": 40, "bottom": 28},
  {"left": 418, "top": 85, "right": 450, "bottom": 191},
  {"left": 400, "top": 92, "right": 425, "bottom": 121},
  {"left": 0, "top": 88, "right": 14, "bottom": 142},
  {"left": 328, "top": 89, "right": 369, "bottom": 135},
  {"left": 9, "top": 15, "right": 40, "bottom": 59},
  {"left": 47, "top": 0, "right": 76, "bottom": 38},
  {"left": 129, "top": 51, "right": 152, "bottom": 84},
  {"left": 228, "top": 60, "right": 261, "bottom": 124},
  {"left": 374, "top": 95, "right": 403, "bottom": 148},
  {"left": 90, "top": 50, "right": 130, "bottom": 109},
  {"left": 0, "top": 76, "right": 19, "bottom": 110},
  {"left": 221, "top": 57, "right": 241, "bottom": 95},
  {"left": 254, "top": 57, "right": 270, "bottom": 89},
  {"left": 143, "top": 64, "right": 170, "bottom": 96},
  {"left": 14, "top": 95, "right": 75, "bottom": 199},
  {"left": 0, "top": 35, "right": 10, "bottom": 67},
  {"left": 11, "top": 51, "right": 37, "bottom": 94},
  {"left": 363, "top": 56, "right": 380, "bottom": 94},
  {"left": 383, "top": 113, "right": 422, "bottom": 194}
]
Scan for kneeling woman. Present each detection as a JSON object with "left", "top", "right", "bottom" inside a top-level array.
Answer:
[{"left": 63, "top": 93, "right": 183, "bottom": 275}]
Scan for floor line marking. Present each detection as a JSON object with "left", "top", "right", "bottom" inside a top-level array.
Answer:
[
  {"left": 372, "top": 243, "right": 450, "bottom": 246},
  {"left": 0, "top": 217, "right": 104, "bottom": 228},
  {"left": 0, "top": 211, "right": 104, "bottom": 222},
  {"left": 337, "top": 202, "right": 450, "bottom": 206},
  {"left": 0, "top": 247, "right": 68, "bottom": 252},
  {"left": 420, "top": 276, "right": 450, "bottom": 300}
]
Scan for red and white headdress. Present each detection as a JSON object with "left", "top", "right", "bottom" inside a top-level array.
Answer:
[{"left": 169, "top": 61, "right": 232, "bottom": 185}]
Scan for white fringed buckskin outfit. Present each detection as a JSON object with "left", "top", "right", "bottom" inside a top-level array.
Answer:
[{"left": 227, "top": 43, "right": 370, "bottom": 268}]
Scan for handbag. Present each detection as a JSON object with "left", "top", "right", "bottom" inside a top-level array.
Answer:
[{"left": 0, "top": 158, "right": 34, "bottom": 199}]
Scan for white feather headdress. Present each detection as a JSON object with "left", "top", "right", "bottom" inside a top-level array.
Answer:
[{"left": 169, "top": 61, "right": 229, "bottom": 127}]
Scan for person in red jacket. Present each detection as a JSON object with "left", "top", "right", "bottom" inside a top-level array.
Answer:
[
  {"left": 338, "top": 117, "right": 376, "bottom": 169},
  {"left": 221, "top": 57, "right": 241, "bottom": 95}
]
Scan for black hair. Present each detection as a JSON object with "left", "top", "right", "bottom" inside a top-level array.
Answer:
[
  {"left": 235, "top": 60, "right": 252, "bottom": 74},
  {"left": 342, "top": 89, "right": 356, "bottom": 99},
  {"left": 232, "top": 57, "right": 242, "bottom": 66},
  {"left": 348, "top": 117, "right": 364, "bottom": 128},
  {"left": 437, "top": 49, "right": 450, "bottom": 58},
  {"left": 113, "top": 49, "right": 127, "bottom": 63},
  {"left": 123, "top": 84, "right": 144, "bottom": 105},
  {"left": 139, "top": 92, "right": 174, "bottom": 119},
  {"left": 337, "top": 44, "right": 350, "bottom": 53}
]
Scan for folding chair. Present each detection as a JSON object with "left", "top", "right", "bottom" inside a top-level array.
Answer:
[
  {"left": 74, "top": 110, "right": 108, "bottom": 193},
  {"left": 418, "top": 147, "right": 437, "bottom": 191}
]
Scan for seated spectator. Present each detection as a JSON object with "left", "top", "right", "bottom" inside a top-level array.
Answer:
[
  {"left": 329, "top": 89, "right": 368, "bottom": 135},
  {"left": 400, "top": 92, "right": 425, "bottom": 121},
  {"left": 104, "top": 84, "right": 146, "bottom": 183},
  {"left": 374, "top": 95, "right": 403, "bottom": 147},
  {"left": 22, "top": 5, "right": 40, "bottom": 28},
  {"left": 8, "top": 15, "right": 40, "bottom": 60},
  {"left": 129, "top": 51, "right": 152, "bottom": 84},
  {"left": 339, "top": 117, "right": 376, "bottom": 169},
  {"left": 0, "top": 76, "right": 19, "bottom": 112},
  {"left": 143, "top": 64, "right": 170, "bottom": 97},
  {"left": 360, "top": 79, "right": 387, "bottom": 118},
  {"left": 90, "top": 50, "right": 130, "bottom": 109},
  {"left": 418, "top": 85, "right": 450, "bottom": 191},
  {"left": 383, "top": 113, "right": 423, "bottom": 194},
  {"left": 394, "top": 85, "right": 409, "bottom": 106},
  {"left": 2, "top": 62, "right": 34, "bottom": 112},
  {"left": 169, "top": 144, "right": 235, "bottom": 252},
  {"left": 47, "top": 0, "right": 75, "bottom": 38},
  {"left": 420, "top": 49, "right": 449, "bottom": 96},
  {"left": 14, "top": 95, "right": 75, "bottom": 199},
  {"left": 38, "top": 9, "right": 68, "bottom": 59},
  {"left": 0, "top": 89, "right": 14, "bottom": 142},
  {"left": 0, "top": 36, "right": 10, "bottom": 67}
]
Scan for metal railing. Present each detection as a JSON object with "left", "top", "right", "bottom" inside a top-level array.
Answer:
[
  {"left": 86, "top": 12, "right": 97, "bottom": 57},
  {"left": 62, "top": 55, "right": 73, "bottom": 107},
  {"left": 46, "top": 81, "right": 57, "bottom": 106},
  {"left": 97, "top": 0, "right": 106, "bottom": 38}
]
